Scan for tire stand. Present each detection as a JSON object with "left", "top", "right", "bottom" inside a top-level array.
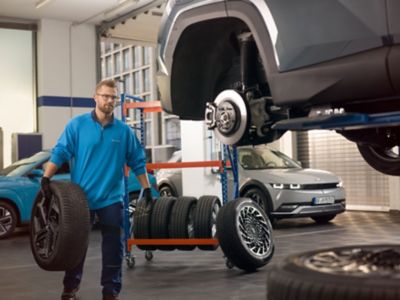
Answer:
[{"left": 119, "top": 94, "right": 240, "bottom": 268}]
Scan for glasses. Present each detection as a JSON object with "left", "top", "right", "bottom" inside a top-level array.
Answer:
[{"left": 97, "top": 94, "right": 119, "bottom": 101}]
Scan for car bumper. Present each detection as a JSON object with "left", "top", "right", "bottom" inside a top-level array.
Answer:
[{"left": 271, "top": 199, "right": 346, "bottom": 218}]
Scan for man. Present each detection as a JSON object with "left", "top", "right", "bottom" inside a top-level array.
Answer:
[{"left": 41, "top": 79, "right": 153, "bottom": 300}]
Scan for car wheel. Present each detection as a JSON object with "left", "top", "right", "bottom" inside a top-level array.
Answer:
[
  {"left": 151, "top": 197, "right": 176, "bottom": 250},
  {"left": 0, "top": 201, "right": 18, "bottom": 239},
  {"left": 217, "top": 197, "right": 274, "bottom": 271},
  {"left": 30, "top": 181, "right": 90, "bottom": 271},
  {"left": 267, "top": 244, "right": 400, "bottom": 300},
  {"left": 311, "top": 214, "right": 336, "bottom": 224},
  {"left": 159, "top": 184, "right": 176, "bottom": 197},
  {"left": 194, "top": 195, "right": 221, "bottom": 250},
  {"left": 169, "top": 196, "right": 197, "bottom": 250},
  {"left": 357, "top": 143, "right": 400, "bottom": 175}
]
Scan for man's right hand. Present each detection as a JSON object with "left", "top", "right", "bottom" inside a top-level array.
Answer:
[{"left": 41, "top": 177, "right": 52, "bottom": 199}]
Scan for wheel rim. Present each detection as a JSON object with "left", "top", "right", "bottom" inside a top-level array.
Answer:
[
  {"left": 31, "top": 196, "right": 61, "bottom": 259},
  {"left": 211, "top": 203, "right": 220, "bottom": 238},
  {"left": 236, "top": 204, "right": 273, "bottom": 258},
  {"left": 0, "top": 205, "right": 13, "bottom": 236},
  {"left": 187, "top": 204, "right": 196, "bottom": 238},
  {"left": 302, "top": 246, "right": 400, "bottom": 277},
  {"left": 160, "top": 187, "right": 173, "bottom": 197},
  {"left": 371, "top": 145, "right": 400, "bottom": 162},
  {"left": 245, "top": 190, "right": 266, "bottom": 211}
]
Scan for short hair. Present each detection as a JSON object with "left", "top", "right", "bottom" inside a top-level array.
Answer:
[{"left": 95, "top": 79, "right": 117, "bottom": 93}]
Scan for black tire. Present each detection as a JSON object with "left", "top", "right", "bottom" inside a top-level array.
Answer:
[
  {"left": 159, "top": 184, "right": 176, "bottom": 197},
  {"left": 30, "top": 181, "right": 90, "bottom": 271},
  {"left": 133, "top": 198, "right": 156, "bottom": 251},
  {"left": 151, "top": 197, "right": 176, "bottom": 250},
  {"left": 267, "top": 244, "right": 400, "bottom": 300},
  {"left": 217, "top": 198, "right": 274, "bottom": 271},
  {"left": 357, "top": 143, "right": 400, "bottom": 176},
  {"left": 311, "top": 214, "right": 336, "bottom": 224},
  {"left": 194, "top": 195, "right": 221, "bottom": 250},
  {"left": 169, "top": 196, "right": 197, "bottom": 250},
  {"left": 0, "top": 201, "right": 18, "bottom": 239}
]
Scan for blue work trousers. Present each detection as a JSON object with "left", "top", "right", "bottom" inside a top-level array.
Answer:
[{"left": 63, "top": 201, "right": 124, "bottom": 295}]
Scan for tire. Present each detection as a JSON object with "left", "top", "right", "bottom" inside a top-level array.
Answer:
[
  {"left": 133, "top": 198, "right": 156, "bottom": 251},
  {"left": 242, "top": 187, "right": 277, "bottom": 227},
  {"left": 159, "top": 185, "right": 176, "bottom": 197},
  {"left": 0, "top": 201, "right": 18, "bottom": 239},
  {"left": 217, "top": 198, "right": 274, "bottom": 271},
  {"left": 151, "top": 197, "right": 176, "bottom": 250},
  {"left": 194, "top": 195, "right": 221, "bottom": 250},
  {"left": 267, "top": 244, "right": 400, "bottom": 300},
  {"left": 30, "top": 181, "right": 90, "bottom": 271},
  {"left": 169, "top": 196, "right": 197, "bottom": 250},
  {"left": 357, "top": 143, "right": 400, "bottom": 176},
  {"left": 311, "top": 214, "right": 336, "bottom": 224}
]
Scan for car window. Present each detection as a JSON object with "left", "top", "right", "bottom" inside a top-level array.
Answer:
[
  {"left": 238, "top": 148, "right": 301, "bottom": 169},
  {"left": 0, "top": 151, "right": 50, "bottom": 177}
]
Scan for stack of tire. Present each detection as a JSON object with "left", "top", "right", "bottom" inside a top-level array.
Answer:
[{"left": 134, "top": 195, "right": 275, "bottom": 271}]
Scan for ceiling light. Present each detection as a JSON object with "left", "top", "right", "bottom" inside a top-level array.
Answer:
[{"left": 35, "top": 0, "right": 52, "bottom": 9}]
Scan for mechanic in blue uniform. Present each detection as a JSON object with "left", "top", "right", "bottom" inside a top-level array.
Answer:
[{"left": 41, "top": 79, "right": 153, "bottom": 300}]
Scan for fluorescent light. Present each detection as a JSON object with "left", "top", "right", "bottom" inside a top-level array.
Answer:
[{"left": 36, "top": 0, "right": 52, "bottom": 9}]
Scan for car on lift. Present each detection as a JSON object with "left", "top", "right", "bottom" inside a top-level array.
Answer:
[
  {"left": 0, "top": 150, "right": 159, "bottom": 239},
  {"left": 156, "top": 147, "right": 345, "bottom": 225},
  {"left": 157, "top": 0, "right": 400, "bottom": 176}
]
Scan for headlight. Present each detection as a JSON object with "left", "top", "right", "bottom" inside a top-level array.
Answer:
[{"left": 271, "top": 183, "right": 301, "bottom": 190}]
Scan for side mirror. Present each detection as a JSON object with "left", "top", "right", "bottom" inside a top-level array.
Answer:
[{"left": 28, "top": 169, "right": 44, "bottom": 178}]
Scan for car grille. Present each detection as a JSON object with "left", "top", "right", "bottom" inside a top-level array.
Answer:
[{"left": 300, "top": 183, "right": 338, "bottom": 190}]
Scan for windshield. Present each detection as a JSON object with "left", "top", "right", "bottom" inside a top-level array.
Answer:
[
  {"left": 238, "top": 147, "right": 301, "bottom": 170},
  {"left": 0, "top": 151, "right": 50, "bottom": 177}
]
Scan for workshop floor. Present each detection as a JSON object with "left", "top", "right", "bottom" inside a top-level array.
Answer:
[{"left": 1, "top": 210, "right": 400, "bottom": 300}]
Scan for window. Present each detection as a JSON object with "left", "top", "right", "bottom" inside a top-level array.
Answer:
[
  {"left": 133, "top": 71, "right": 140, "bottom": 94},
  {"left": 165, "top": 118, "right": 181, "bottom": 148},
  {"left": 143, "top": 69, "right": 150, "bottom": 92},
  {"left": 106, "top": 56, "right": 112, "bottom": 77},
  {"left": 123, "top": 49, "right": 130, "bottom": 71},
  {"left": 143, "top": 47, "right": 150, "bottom": 65},
  {"left": 123, "top": 75, "right": 131, "bottom": 94},
  {"left": 133, "top": 46, "right": 141, "bottom": 68},
  {"left": 114, "top": 52, "right": 121, "bottom": 74}
]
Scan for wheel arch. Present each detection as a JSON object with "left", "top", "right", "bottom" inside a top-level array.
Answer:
[
  {"left": 161, "top": 1, "right": 277, "bottom": 120},
  {"left": 239, "top": 179, "right": 274, "bottom": 213}
]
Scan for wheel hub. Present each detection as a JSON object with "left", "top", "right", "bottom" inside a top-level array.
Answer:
[{"left": 0, "top": 207, "right": 12, "bottom": 234}]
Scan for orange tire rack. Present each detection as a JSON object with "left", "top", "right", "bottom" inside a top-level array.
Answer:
[{"left": 121, "top": 98, "right": 228, "bottom": 251}]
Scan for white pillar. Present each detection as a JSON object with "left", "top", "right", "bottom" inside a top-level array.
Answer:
[
  {"left": 389, "top": 176, "right": 400, "bottom": 211},
  {"left": 181, "top": 121, "right": 222, "bottom": 199},
  {"left": 37, "top": 19, "right": 96, "bottom": 149}
]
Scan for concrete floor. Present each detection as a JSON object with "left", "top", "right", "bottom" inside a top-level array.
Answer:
[{"left": 1, "top": 210, "right": 400, "bottom": 300}]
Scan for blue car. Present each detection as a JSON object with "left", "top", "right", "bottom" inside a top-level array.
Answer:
[{"left": 0, "top": 150, "right": 158, "bottom": 239}]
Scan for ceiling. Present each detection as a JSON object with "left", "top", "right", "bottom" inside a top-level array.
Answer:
[{"left": 0, "top": 0, "right": 165, "bottom": 44}]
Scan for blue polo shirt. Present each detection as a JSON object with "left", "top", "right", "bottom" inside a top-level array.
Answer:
[{"left": 50, "top": 111, "right": 147, "bottom": 210}]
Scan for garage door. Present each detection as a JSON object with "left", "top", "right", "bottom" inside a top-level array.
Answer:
[{"left": 297, "top": 131, "right": 390, "bottom": 210}]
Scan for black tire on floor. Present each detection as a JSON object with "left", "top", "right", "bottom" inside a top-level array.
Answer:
[
  {"left": 0, "top": 201, "right": 18, "bottom": 239},
  {"left": 169, "top": 196, "right": 197, "bottom": 250},
  {"left": 267, "top": 244, "right": 400, "bottom": 300},
  {"left": 311, "top": 214, "right": 336, "bottom": 224},
  {"left": 216, "top": 197, "right": 274, "bottom": 271},
  {"left": 151, "top": 197, "right": 176, "bottom": 250},
  {"left": 133, "top": 198, "right": 156, "bottom": 251},
  {"left": 30, "top": 181, "right": 90, "bottom": 271},
  {"left": 194, "top": 195, "right": 221, "bottom": 250}
]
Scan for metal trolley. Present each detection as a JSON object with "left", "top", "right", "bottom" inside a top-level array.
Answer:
[{"left": 119, "top": 93, "right": 241, "bottom": 268}]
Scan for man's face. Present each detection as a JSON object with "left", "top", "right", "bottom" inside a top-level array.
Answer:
[{"left": 94, "top": 85, "right": 118, "bottom": 114}]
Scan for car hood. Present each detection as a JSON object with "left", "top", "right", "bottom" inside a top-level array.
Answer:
[
  {"left": 240, "top": 168, "right": 340, "bottom": 185},
  {"left": 0, "top": 176, "right": 31, "bottom": 189}
]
